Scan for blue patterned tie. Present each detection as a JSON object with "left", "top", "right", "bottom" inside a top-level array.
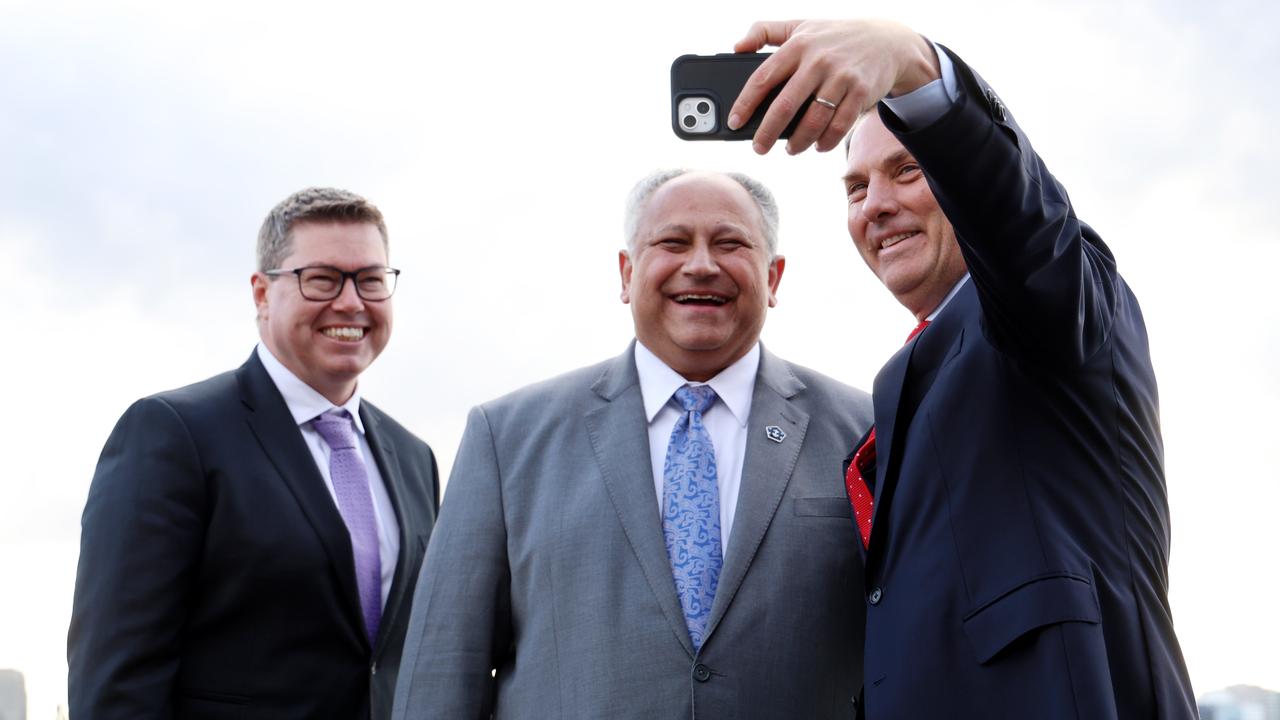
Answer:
[{"left": 662, "top": 384, "right": 722, "bottom": 650}]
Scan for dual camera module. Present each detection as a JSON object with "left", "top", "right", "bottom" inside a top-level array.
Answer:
[{"left": 677, "top": 96, "right": 717, "bottom": 134}]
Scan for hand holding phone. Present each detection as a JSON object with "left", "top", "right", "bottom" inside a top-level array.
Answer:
[
  {"left": 670, "top": 53, "right": 812, "bottom": 141},
  {"left": 724, "top": 19, "right": 941, "bottom": 154}
]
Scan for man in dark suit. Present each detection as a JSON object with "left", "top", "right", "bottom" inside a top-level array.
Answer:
[
  {"left": 728, "top": 19, "right": 1198, "bottom": 719},
  {"left": 68, "top": 187, "right": 439, "bottom": 719}
]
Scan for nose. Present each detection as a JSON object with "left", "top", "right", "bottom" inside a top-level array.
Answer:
[
  {"left": 329, "top": 275, "right": 366, "bottom": 312},
  {"left": 861, "top": 178, "right": 899, "bottom": 222},
  {"left": 683, "top": 240, "right": 720, "bottom": 277}
]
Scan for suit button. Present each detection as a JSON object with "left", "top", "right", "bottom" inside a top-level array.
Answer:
[
  {"left": 693, "top": 664, "right": 711, "bottom": 682},
  {"left": 370, "top": 662, "right": 377, "bottom": 676},
  {"left": 868, "top": 586, "right": 883, "bottom": 605}
]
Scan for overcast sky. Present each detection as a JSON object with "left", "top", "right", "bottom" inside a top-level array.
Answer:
[{"left": 2, "top": 0, "right": 1276, "bottom": 715}]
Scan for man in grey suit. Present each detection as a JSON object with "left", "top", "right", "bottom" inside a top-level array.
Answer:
[{"left": 392, "top": 169, "right": 872, "bottom": 719}]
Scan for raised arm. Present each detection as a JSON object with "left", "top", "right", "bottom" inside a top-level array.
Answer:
[{"left": 883, "top": 46, "right": 1119, "bottom": 363}]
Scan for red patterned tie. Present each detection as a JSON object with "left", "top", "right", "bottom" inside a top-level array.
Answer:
[{"left": 845, "top": 320, "right": 930, "bottom": 548}]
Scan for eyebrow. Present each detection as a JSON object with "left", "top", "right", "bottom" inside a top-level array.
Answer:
[
  {"left": 650, "top": 223, "right": 692, "bottom": 237},
  {"left": 294, "top": 263, "right": 388, "bottom": 272},
  {"left": 648, "top": 222, "right": 753, "bottom": 238},
  {"left": 843, "top": 148, "right": 917, "bottom": 184}
]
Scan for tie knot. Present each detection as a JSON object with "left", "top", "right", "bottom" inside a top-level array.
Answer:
[
  {"left": 674, "top": 385, "right": 717, "bottom": 414},
  {"left": 906, "top": 319, "right": 931, "bottom": 344},
  {"left": 312, "top": 409, "right": 357, "bottom": 450}
]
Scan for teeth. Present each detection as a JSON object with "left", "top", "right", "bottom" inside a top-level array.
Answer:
[
  {"left": 675, "top": 294, "right": 727, "bottom": 304},
  {"left": 881, "top": 231, "right": 918, "bottom": 249},
  {"left": 323, "top": 327, "right": 364, "bottom": 340}
]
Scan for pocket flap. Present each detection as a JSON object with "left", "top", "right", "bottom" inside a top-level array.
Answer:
[
  {"left": 961, "top": 573, "right": 1101, "bottom": 664},
  {"left": 792, "top": 496, "right": 853, "bottom": 518}
]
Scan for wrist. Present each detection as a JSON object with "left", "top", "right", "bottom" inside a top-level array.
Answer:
[{"left": 889, "top": 33, "right": 942, "bottom": 98}]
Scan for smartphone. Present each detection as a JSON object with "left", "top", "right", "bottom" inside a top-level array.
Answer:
[{"left": 670, "top": 53, "right": 811, "bottom": 141}]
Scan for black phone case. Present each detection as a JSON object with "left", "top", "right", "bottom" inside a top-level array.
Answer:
[{"left": 670, "top": 53, "right": 810, "bottom": 141}]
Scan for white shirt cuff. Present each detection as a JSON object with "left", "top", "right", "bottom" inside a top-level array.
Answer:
[{"left": 881, "top": 40, "right": 958, "bottom": 128}]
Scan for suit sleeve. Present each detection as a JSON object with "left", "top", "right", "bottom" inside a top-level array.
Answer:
[
  {"left": 391, "top": 405, "right": 513, "bottom": 720},
  {"left": 882, "top": 46, "right": 1120, "bottom": 366},
  {"left": 67, "top": 397, "right": 207, "bottom": 719}
]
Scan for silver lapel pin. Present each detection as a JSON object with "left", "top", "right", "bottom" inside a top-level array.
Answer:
[{"left": 765, "top": 425, "right": 786, "bottom": 443}]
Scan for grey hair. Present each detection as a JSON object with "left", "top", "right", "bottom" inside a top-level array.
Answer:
[
  {"left": 256, "top": 187, "right": 389, "bottom": 272},
  {"left": 622, "top": 169, "right": 780, "bottom": 257}
]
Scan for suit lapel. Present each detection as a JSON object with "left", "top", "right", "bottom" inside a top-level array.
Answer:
[
  {"left": 867, "top": 284, "right": 974, "bottom": 552},
  {"left": 584, "top": 345, "right": 696, "bottom": 658},
  {"left": 360, "top": 404, "right": 411, "bottom": 655},
  {"left": 902, "top": 285, "right": 971, "bottom": 412},
  {"left": 236, "top": 353, "right": 366, "bottom": 645},
  {"left": 705, "top": 347, "right": 808, "bottom": 641},
  {"left": 867, "top": 340, "right": 912, "bottom": 541}
]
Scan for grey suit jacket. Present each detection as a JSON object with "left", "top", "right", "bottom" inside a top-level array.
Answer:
[{"left": 393, "top": 343, "right": 872, "bottom": 719}]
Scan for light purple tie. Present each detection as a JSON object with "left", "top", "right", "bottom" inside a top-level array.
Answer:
[{"left": 311, "top": 409, "right": 382, "bottom": 645}]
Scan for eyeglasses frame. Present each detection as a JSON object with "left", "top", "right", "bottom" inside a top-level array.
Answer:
[{"left": 263, "top": 265, "right": 401, "bottom": 302}]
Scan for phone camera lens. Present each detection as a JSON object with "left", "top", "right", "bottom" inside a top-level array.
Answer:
[
  {"left": 696, "top": 101, "right": 710, "bottom": 114},
  {"left": 683, "top": 115, "right": 697, "bottom": 129}
]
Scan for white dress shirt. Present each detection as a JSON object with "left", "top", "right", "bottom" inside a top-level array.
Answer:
[
  {"left": 928, "top": 274, "right": 971, "bottom": 321},
  {"left": 256, "top": 344, "right": 400, "bottom": 607},
  {"left": 636, "top": 341, "right": 759, "bottom": 556}
]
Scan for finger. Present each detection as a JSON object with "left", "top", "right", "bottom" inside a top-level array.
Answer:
[
  {"left": 785, "top": 83, "right": 845, "bottom": 154},
  {"left": 814, "top": 97, "right": 862, "bottom": 153},
  {"left": 732, "top": 19, "right": 801, "bottom": 53},
  {"left": 727, "top": 47, "right": 801, "bottom": 132},
  {"left": 750, "top": 62, "right": 822, "bottom": 154}
]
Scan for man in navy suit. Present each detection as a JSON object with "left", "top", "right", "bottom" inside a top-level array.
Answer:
[
  {"left": 68, "top": 187, "right": 439, "bottom": 719},
  {"left": 729, "top": 19, "right": 1197, "bottom": 718}
]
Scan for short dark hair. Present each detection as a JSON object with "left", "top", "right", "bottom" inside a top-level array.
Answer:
[{"left": 257, "top": 187, "right": 388, "bottom": 272}]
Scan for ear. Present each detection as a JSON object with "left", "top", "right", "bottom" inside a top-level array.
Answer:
[
  {"left": 251, "top": 272, "right": 271, "bottom": 321},
  {"left": 766, "top": 255, "right": 785, "bottom": 308},
  {"left": 618, "top": 250, "right": 633, "bottom": 304}
]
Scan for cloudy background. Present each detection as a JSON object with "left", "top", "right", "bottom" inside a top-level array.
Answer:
[{"left": 1, "top": 0, "right": 1276, "bottom": 715}]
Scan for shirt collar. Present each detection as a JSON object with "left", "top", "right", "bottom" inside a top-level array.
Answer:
[
  {"left": 634, "top": 341, "right": 759, "bottom": 428},
  {"left": 256, "top": 343, "right": 366, "bottom": 434},
  {"left": 926, "top": 273, "right": 971, "bottom": 322}
]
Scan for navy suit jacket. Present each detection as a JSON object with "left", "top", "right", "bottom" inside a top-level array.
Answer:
[
  {"left": 68, "top": 352, "right": 439, "bottom": 719},
  {"left": 854, "top": 49, "right": 1197, "bottom": 718}
]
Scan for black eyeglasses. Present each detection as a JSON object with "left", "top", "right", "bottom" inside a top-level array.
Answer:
[{"left": 264, "top": 265, "right": 401, "bottom": 301}]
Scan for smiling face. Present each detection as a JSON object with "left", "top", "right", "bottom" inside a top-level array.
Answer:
[
  {"left": 844, "top": 112, "right": 967, "bottom": 319},
  {"left": 252, "top": 221, "right": 392, "bottom": 404},
  {"left": 619, "top": 172, "right": 784, "bottom": 381}
]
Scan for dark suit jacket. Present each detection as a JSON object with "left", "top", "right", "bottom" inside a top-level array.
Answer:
[
  {"left": 854, "top": 49, "right": 1197, "bottom": 718},
  {"left": 68, "top": 351, "right": 439, "bottom": 720}
]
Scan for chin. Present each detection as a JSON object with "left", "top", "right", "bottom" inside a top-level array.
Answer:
[
  {"left": 671, "top": 330, "right": 735, "bottom": 353},
  {"left": 878, "top": 268, "right": 925, "bottom": 297},
  {"left": 319, "top": 357, "right": 370, "bottom": 380}
]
